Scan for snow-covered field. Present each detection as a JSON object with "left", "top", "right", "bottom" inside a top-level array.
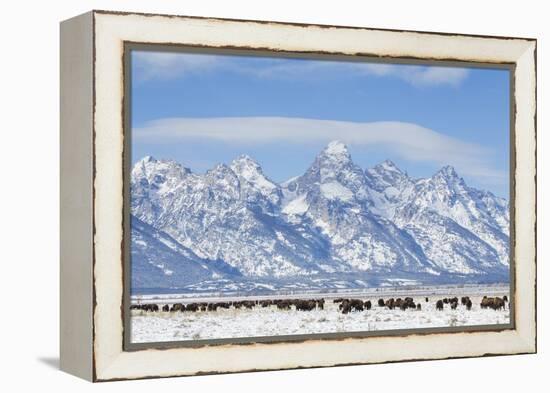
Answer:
[{"left": 130, "top": 287, "right": 510, "bottom": 343}]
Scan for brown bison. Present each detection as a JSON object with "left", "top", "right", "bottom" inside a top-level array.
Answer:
[
  {"left": 401, "top": 297, "right": 416, "bottom": 310},
  {"left": 170, "top": 303, "right": 184, "bottom": 312},
  {"left": 340, "top": 301, "right": 352, "bottom": 314},
  {"left": 295, "top": 299, "right": 316, "bottom": 311},
  {"left": 242, "top": 301, "right": 255, "bottom": 309},
  {"left": 436, "top": 300, "right": 444, "bottom": 311},
  {"left": 480, "top": 296, "right": 505, "bottom": 310},
  {"left": 276, "top": 300, "right": 291, "bottom": 310},
  {"left": 339, "top": 299, "right": 364, "bottom": 314},
  {"left": 142, "top": 304, "right": 159, "bottom": 312},
  {"left": 317, "top": 298, "right": 325, "bottom": 310}
]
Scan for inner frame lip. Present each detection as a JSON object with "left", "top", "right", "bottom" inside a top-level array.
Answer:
[{"left": 121, "top": 41, "right": 516, "bottom": 352}]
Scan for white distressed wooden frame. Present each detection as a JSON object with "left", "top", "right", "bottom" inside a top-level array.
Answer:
[{"left": 60, "top": 10, "right": 536, "bottom": 382}]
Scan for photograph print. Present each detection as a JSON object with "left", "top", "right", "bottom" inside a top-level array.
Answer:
[{"left": 127, "top": 48, "right": 512, "bottom": 345}]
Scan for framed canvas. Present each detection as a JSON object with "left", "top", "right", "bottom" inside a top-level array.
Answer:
[{"left": 60, "top": 10, "right": 537, "bottom": 382}]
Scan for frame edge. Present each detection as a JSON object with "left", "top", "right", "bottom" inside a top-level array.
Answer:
[
  {"left": 60, "top": 11, "right": 95, "bottom": 382},
  {"left": 90, "top": 11, "right": 538, "bottom": 380}
]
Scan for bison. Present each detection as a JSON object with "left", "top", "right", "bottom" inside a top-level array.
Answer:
[
  {"left": 480, "top": 296, "right": 505, "bottom": 311},
  {"left": 143, "top": 304, "right": 159, "bottom": 312},
  {"left": 339, "top": 299, "right": 364, "bottom": 313},
  {"left": 170, "top": 303, "right": 184, "bottom": 312},
  {"left": 401, "top": 297, "right": 416, "bottom": 310},
  {"left": 295, "top": 299, "right": 316, "bottom": 311},
  {"left": 317, "top": 298, "right": 325, "bottom": 310},
  {"left": 436, "top": 300, "right": 444, "bottom": 311},
  {"left": 340, "top": 301, "right": 352, "bottom": 314},
  {"left": 276, "top": 300, "right": 291, "bottom": 310},
  {"left": 242, "top": 301, "right": 255, "bottom": 309}
]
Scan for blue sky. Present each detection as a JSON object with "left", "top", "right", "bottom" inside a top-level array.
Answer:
[{"left": 131, "top": 50, "right": 510, "bottom": 198}]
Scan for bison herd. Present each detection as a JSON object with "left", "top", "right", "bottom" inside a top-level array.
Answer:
[
  {"left": 130, "top": 298, "right": 326, "bottom": 313},
  {"left": 480, "top": 295, "right": 508, "bottom": 311},
  {"left": 131, "top": 294, "right": 509, "bottom": 315},
  {"left": 333, "top": 298, "right": 372, "bottom": 314},
  {"left": 376, "top": 297, "right": 420, "bottom": 311}
]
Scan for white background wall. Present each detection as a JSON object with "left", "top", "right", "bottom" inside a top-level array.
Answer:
[{"left": 0, "top": 0, "right": 545, "bottom": 391}]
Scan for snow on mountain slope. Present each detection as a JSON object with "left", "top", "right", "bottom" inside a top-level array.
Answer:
[
  {"left": 364, "top": 160, "right": 415, "bottom": 218},
  {"left": 130, "top": 140, "right": 510, "bottom": 292},
  {"left": 131, "top": 156, "right": 333, "bottom": 279},
  {"left": 131, "top": 215, "right": 240, "bottom": 289},
  {"left": 392, "top": 166, "right": 509, "bottom": 268},
  {"left": 280, "top": 141, "right": 434, "bottom": 274},
  {"left": 230, "top": 154, "right": 282, "bottom": 210}
]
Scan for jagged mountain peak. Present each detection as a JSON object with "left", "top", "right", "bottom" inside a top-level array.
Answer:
[
  {"left": 230, "top": 154, "right": 263, "bottom": 175},
  {"left": 324, "top": 140, "right": 349, "bottom": 156},
  {"left": 377, "top": 159, "right": 403, "bottom": 173},
  {"left": 230, "top": 154, "right": 280, "bottom": 204},
  {"left": 133, "top": 155, "right": 186, "bottom": 171},
  {"left": 367, "top": 159, "right": 408, "bottom": 181},
  {"left": 295, "top": 140, "right": 370, "bottom": 203},
  {"left": 230, "top": 154, "right": 277, "bottom": 190},
  {"left": 231, "top": 153, "right": 258, "bottom": 165},
  {"left": 365, "top": 159, "right": 411, "bottom": 198},
  {"left": 317, "top": 141, "right": 354, "bottom": 168},
  {"left": 313, "top": 141, "right": 357, "bottom": 172},
  {"left": 131, "top": 156, "right": 190, "bottom": 185},
  {"left": 140, "top": 155, "right": 156, "bottom": 163},
  {"left": 204, "top": 163, "right": 239, "bottom": 186},
  {"left": 425, "top": 165, "right": 469, "bottom": 196},
  {"left": 434, "top": 165, "right": 461, "bottom": 181}
]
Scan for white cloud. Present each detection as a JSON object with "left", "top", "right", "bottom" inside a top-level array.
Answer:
[
  {"left": 253, "top": 61, "right": 469, "bottom": 87},
  {"left": 133, "top": 116, "right": 504, "bottom": 183},
  {"left": 133, "top": 51, "right": 219, "bottom": 80},
  {"left": 133, "top": 51, "right": 469, "bottom": 87}
]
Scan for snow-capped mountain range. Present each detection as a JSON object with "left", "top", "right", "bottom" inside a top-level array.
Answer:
[{"left": 131, "top": 141, "right": 509, "bottom": 294}]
